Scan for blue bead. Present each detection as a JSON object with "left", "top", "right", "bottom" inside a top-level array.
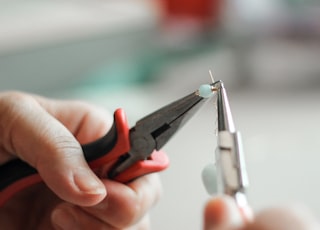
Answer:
[{"left": 198, "top": 84, "right": 214, "bottom": 98}]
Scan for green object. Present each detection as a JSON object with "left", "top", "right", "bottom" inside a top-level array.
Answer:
[
  {"left": 198, "top": 84, "right": 214, "bottom": 98},
  {"left": 202, "top": 163, "right": 218, "bottom": 195}
]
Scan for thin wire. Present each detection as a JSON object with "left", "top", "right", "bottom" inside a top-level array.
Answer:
[
  {"left": 209, "top": 70, "right": 215, "bottom": 83},
  {"left": 208, "top": 70, "right": 218, "bottom": 136}
]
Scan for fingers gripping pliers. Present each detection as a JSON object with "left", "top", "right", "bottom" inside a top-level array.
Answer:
[{"left": 0, "top": 86, "right": 211, "bottom": 206}]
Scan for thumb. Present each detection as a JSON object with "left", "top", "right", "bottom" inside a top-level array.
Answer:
[
  {"left": 0, "top": 93, "right": 106, "bottom": 206},
  {"left": 204, "top": 195, "right": 245, "bottom": 230}
]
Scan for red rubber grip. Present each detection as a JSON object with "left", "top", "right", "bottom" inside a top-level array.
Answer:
[
  {"left": 0, "top": 174, "right": 42, "bottom": 207},
  {"left": 114, "top": 149, "right": 169, "bottom": 183},
  {"left": 88, "top": 109, "right": 131, "bottom": 177}
]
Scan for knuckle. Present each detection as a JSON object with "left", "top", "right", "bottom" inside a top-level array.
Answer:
[
  {"left": 0, "top": 91, "right": 36, "bottom": 113},
  {"left": 53, "top": 134, "right": 81, "bottom": 153},
  {"left": 0, "top": 91, "right": 38, "bottom": 153},
  {"left": 35, "top": 135, "right": 81, "bottom": 170}
]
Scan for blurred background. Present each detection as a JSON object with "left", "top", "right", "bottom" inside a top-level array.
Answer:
[{"left": 1, "top": 0, "right": 320, "bottom": 228}]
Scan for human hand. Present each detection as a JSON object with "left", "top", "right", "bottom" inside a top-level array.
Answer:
[
  {"left": 0, "top": 91, "right": 162, "bottom": 229},
  {"left": 203, "top": 196, "right": 320, "bottom": 230}
]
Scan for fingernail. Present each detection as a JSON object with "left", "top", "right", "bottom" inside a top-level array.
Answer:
[
  {"left": 73, "top": 169, "right": 106, "bottom": 195},
  {"left": 52, "top": 208, "right": 76, "bottom": 230}
]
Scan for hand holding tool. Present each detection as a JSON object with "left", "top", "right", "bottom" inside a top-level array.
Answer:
[{"left": 0, "top": 86, "right": 212, "bottom": 207}]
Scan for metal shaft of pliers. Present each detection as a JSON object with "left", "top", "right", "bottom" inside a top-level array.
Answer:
[
  {"left": 215, "top": 81, "right": 249, "bottom": 207},
  {"left": 109, "top": 88, "right": 212, "bottom": 178}
]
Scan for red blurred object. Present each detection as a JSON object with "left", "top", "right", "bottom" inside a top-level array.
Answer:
[{"left": 159, "top": 0, "right": 222, "bottom": 27}]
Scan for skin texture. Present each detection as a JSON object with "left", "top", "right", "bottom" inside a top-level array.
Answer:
[
  {"left": 203, "top": 196, "right": 320, "bottom": 230},
  {"left": 0, "top": 91, "right": 162, "bottom": 229}
]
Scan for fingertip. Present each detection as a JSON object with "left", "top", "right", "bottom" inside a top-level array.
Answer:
[
  {"left": 34, "top": 135, "right": 107, "bottom": 206},
  {"left": 204, "top": 195, "right": 245, "bottom": 229},
  {"left": 72, "top": 168, "right": 107, "bottom": 206},
  {"left": 204, "top": 197, "right": 225, "bottom": 227},
  {"left": 40, "top": 165, "right": 107, "bottom": 207}
]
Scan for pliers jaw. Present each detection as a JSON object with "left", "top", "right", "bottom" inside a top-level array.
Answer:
[
  {"left": 214, "top": 81, "right": 249, "bottom": 206},
  {"left": 109, "top": 88, "right": 213, "bottom": 180},
  {"left": 213, "top": 80, "right": 236, "bottom": 132}
]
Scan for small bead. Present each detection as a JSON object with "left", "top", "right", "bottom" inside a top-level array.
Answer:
[
  {"left": 198, "top": 84, "right": 214, "bottom": 98},
  {"left": 202, "top": 163, "right": 218, "bottom": 195}
]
